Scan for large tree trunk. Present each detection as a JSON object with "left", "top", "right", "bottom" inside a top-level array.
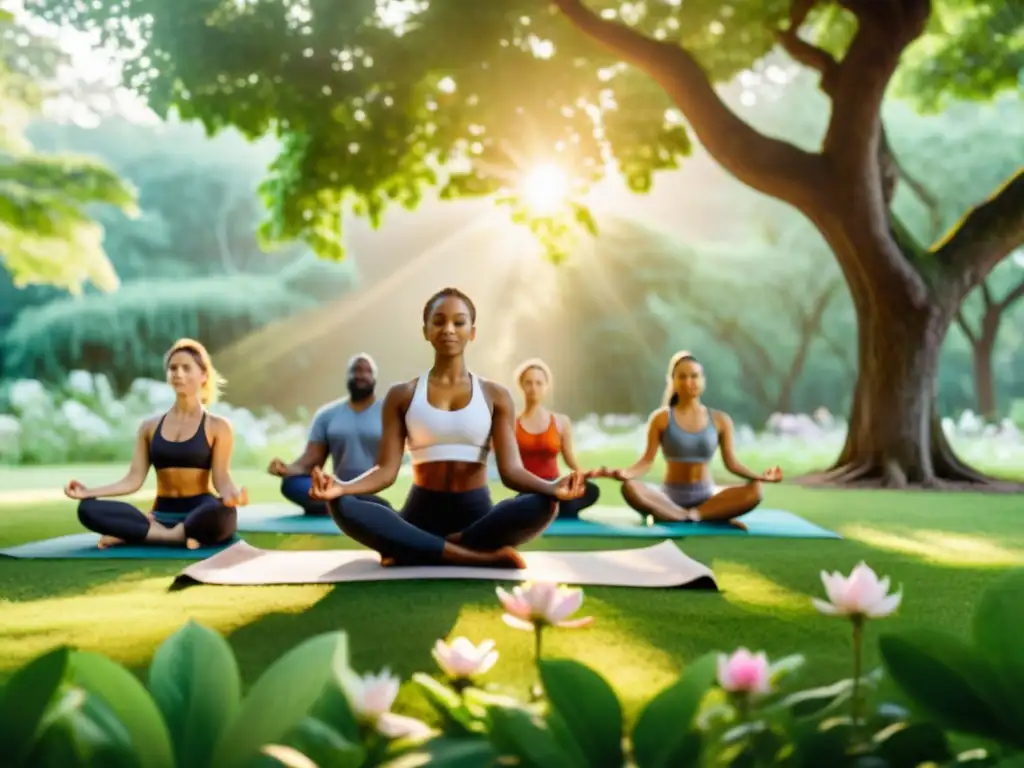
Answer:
[
  {"left": 972, "top": 335, "right": 997, "bottom": 422},
  {"left": 826, "top": 283, "right": 950, "bottom": 487},
  {"left": 804, "top": 235, "right": 1009, "bottom": 489}
]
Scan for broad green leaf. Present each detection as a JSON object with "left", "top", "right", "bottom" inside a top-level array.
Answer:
[
  {"left": 538, "top": 659, "right": 624, "bottom": 768},
  {"left": 486, "top": 704, "right": 569, "bottom": 768},
  {"left": 971, "top": 568, "right": 1024, "bottom": 712},
  {"left": 148, "top": 620, "right": 242, "bottom": 768},
  {"left": 69, "top": 651, "right": 175, "bottom": 768},
  {"left": 211, "top": 631, "right": 350, "bottom": 768},
  {"left": 544, "top": 711, "right": 591, "bottom": 768},
  {"left": 0, "top": 646, "right": 70, "bottom": 765},
  {"left": 878, "top": 631, "right": 1014, "bottom": 743},
  {"left": 873, "top": 722, "right": 952, "bottom": 765},
  {"left": 411, "top": 673, "right": 481, "bottom": 736},
  {"left": 30, "top": 688, "right": 138, "bottom": 768},
  {"left": 307, "top": 675, "right": 362, "bottom": 744},
  {"left": 632, "top": 653, "right": 717, "bottom": 768},
  {"left": 281, "top": 717, "right": 365, "bottom": 768},
  {"left": 378, "top": 737, "right": 499, "bottom": 768}
]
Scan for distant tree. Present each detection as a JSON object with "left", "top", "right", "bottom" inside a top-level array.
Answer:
[
  {"left": 33, "top": 0, "right": 1024, "bottom": 487},
  {"left": 0, "top": 10, "right": 136, "bottom": 293}
]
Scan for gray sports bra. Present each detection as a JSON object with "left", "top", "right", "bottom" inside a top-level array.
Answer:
[{"left": 660, "top": 407, "right": 719, "bottom": 463}]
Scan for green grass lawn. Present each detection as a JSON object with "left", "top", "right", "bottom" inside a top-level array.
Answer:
[{"left": 1, "top": 454, "right": 1021, "bottom": 723}]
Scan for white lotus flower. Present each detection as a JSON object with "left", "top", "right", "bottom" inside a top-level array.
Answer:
[
  {"left": 812, "top": 562, "right": 902, "bottom": 619},
  {"left": 432, "top": 637, "right": 498, "bottom": 679}
]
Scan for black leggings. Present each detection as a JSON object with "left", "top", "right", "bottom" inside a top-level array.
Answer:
[
  {"left": 522, "top": 480, "right": 601, "bottom": 519},
  {"left": 77, "top": 493, "right": 237, "bottom": 546},
  {"left": 328, "top": 486, "right": 556, "bottom": 565}
]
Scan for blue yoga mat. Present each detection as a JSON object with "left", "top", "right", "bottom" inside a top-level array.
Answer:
[
  {"left": 0, "top": 533, "right": 241, "bottom": 560},
  {"left": 546, "top": 508, "right": 841, "bottom": 539},
  {"left": 236, "top": 503, "right": 839, "bottom": 540},
  {"left": 237, "top": 506, "right": 340, "bottom": 534}
]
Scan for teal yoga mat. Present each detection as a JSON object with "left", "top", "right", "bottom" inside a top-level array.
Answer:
[
  {"left": 237, "top": 505, "right": 340, "bottom": 534},
  {"left": 0, "top": 533, "right": 241, "bottom": 560},
  {"left": 235, "top": 503, "right": 839, "bottom": 540},
  {"left": 547, "top": 508, "right": 841, "bottom": 539}
]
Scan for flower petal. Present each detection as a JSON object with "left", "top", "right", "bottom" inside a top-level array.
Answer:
[
  {"left": 554, "top": 616, "right": 594, "bottom": 629},
  {"left": 377, "top": 712, "right": 434, "bottom": 741},
  {"left": 476, "top": 650, "right": 499, "bottom": 675},
  {"left": 811, "top": 597, "right": 842, "bottom": 616},
  {"left": 502, "top": 614, "right": 536, "bottom": 631},
  {"left": 548, "top": 587, "right": 584, "bottom": 624},
  {"left": 867, "top": 589, "right": 903, "bottom": 618}
]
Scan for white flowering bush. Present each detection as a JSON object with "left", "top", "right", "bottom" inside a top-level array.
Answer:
[
  {"left": 2, "top": 374, "right": 1022, "bottom": 475},
  {"left": 0, "top": 372, "right": 307, "bottom": 467}
]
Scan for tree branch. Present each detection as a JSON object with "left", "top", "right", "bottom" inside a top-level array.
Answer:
[
  {"left": 818, "top": 330, "right": 855, "bottom": 377},
  {"left": 823, "top": 0, "right": 931, "bottom": 171},
  {"left": 775, "top": 276, "right": 842, "bottom": 412},
  {"left": 889, "top": 146, "right": 943, "bottom": 243},
  {"left": 775, "top": 0, "right": 839, "bottom": 94},
  {"left": 936, "top": 169, "right": 1024, "bottom": 292},
  {"left": 996, "top": 275, "right": 1024, "bottom": 315},
  {"left": 550, "top": 0, "right": 823, "bottom": 209},
  {"left": 980, "top": 280, "right": 994, "bottom": 309},
  {"left": 955, "top": 309, "right": 977, "bottom": 345}
]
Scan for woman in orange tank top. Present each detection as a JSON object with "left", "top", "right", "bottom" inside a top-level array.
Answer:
[{"left": 514, "top": 359, "right": 600, "bottom": 519}]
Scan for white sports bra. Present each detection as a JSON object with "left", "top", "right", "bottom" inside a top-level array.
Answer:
[{"left": 404, "top": 372, "right": 492, "bottom": 465}]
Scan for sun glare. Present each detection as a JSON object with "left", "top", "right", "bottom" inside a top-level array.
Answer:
[{"left": 519, "top": 163, "right": 570, "bottom": 215}]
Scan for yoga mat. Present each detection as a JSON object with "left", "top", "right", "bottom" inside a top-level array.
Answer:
[
  {"left": 236, "top": 503, "right": 839, "bottom": 540},
  {"left": 174, "top": 540, "right": 718, "bottom": 590},
  {"left": 237, "top": 503, "right": 339, "bottom": 534},
  {"left": 547, "top": 507, "right": 842, "bottom": 539},
  {"left": 0, "top": 533, "right": 241, "bottom": 560}
]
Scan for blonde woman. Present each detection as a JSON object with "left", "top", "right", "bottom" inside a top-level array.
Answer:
[
  {"left": 64, "top": 338, "right": 246, "bottom": 549},
  {"left": 513, "top": 358, "right": 600, "bottom": 518}
]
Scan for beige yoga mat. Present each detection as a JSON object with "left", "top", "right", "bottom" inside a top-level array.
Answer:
[{"left": 173, "top": 540, "right": 717, "bottom": 590}]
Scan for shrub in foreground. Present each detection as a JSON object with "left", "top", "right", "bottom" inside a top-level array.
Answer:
[{"left": 0, "top": 564, "right": 1022, "bottom": 766}]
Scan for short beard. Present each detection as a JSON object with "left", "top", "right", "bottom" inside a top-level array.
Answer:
[{"left": 347, "top": 380, "right": 375, "bottom": 402}]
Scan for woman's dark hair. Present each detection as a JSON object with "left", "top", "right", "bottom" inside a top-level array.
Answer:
[
  {"left": 663, "top": 350, "right": 701, "bottom": 407},
  {"left": 423, "top": 287, "right": 477, "bottom": 325}
]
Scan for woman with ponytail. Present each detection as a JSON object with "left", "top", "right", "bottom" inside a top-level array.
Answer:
[
  {"left": 64, "top": 338, "right": 245, "bottom": 549},
  {"left": 593, "top": 350, "right": 782, "bottom": 527}
]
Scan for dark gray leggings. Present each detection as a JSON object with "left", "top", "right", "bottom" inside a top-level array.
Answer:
[
  {"left": 77, "top": 493, "right": 237, "bottom": 546},
  {"left": 329, "top": 485, "right": 556, "bottom": 565}
]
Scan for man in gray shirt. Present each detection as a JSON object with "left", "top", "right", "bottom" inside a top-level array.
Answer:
[{"left": 267, "top": 353, "right": 391, "bottom": 514}]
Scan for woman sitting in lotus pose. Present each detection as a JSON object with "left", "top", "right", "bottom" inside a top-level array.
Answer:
[
  {"left": 309, "top": 287, "right": 587, "bottom": 568},
  {"left": 514, "top": 358, "right": 600, "bottom": 519},
  {"left": 595, "top": 351, "right": 781, "bottom": 525},
  {"left": 64, "top": 338, "right": 246, "bottom": 549}
]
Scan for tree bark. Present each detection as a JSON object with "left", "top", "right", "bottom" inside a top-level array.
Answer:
[
  {"left": 552, "top": 0, "right": 1024, "bottom": 489},
  {"left": 972, "top": 336, "right": 997, "bottom": 422}
]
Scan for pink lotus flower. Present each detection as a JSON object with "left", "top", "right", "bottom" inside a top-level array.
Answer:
[
  {"left": 812, "top": 562, "right": 902, "bottom": 619},
  {"left": 432, "top": 637, "right": 499, "bottom": 679},
  {"left": 717, "top": 648, "right": 772, "bottom": 695},
  {"left": 496, "top": 581, "right": 594, "bottom": 631}
]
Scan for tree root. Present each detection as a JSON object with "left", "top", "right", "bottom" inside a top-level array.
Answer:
[{"left": 795, "top": 457, "right": 1023, "bottom": 492}]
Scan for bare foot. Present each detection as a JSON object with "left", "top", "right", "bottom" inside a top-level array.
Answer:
[
  {"left": 729, "top": 519, "right": 749, "bottom": 532},
  {"left": 446, "top": 532, "right": 464, "bottom": 545},
  {"left": 380, "top": 556, "right": 396, "bottom": 567},
  {"left": 442, "top": 543, "right": 526, "bottom": 569},
  {"left": 97, "top": 535, "right": 125, "bottom": 549},
  {"left": 186, "top": 538, "right": 201, "bottom": 550}
]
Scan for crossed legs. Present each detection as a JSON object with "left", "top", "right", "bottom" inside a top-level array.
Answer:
[
  {"left": 328, "top": 486, "right": 558, "bottom": 567},
  {"left": 621, "top": 480, "right": 763, "bottom": 527},
  {"left": 78, "top": 495, "right": 237, "bottom": 549}
]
